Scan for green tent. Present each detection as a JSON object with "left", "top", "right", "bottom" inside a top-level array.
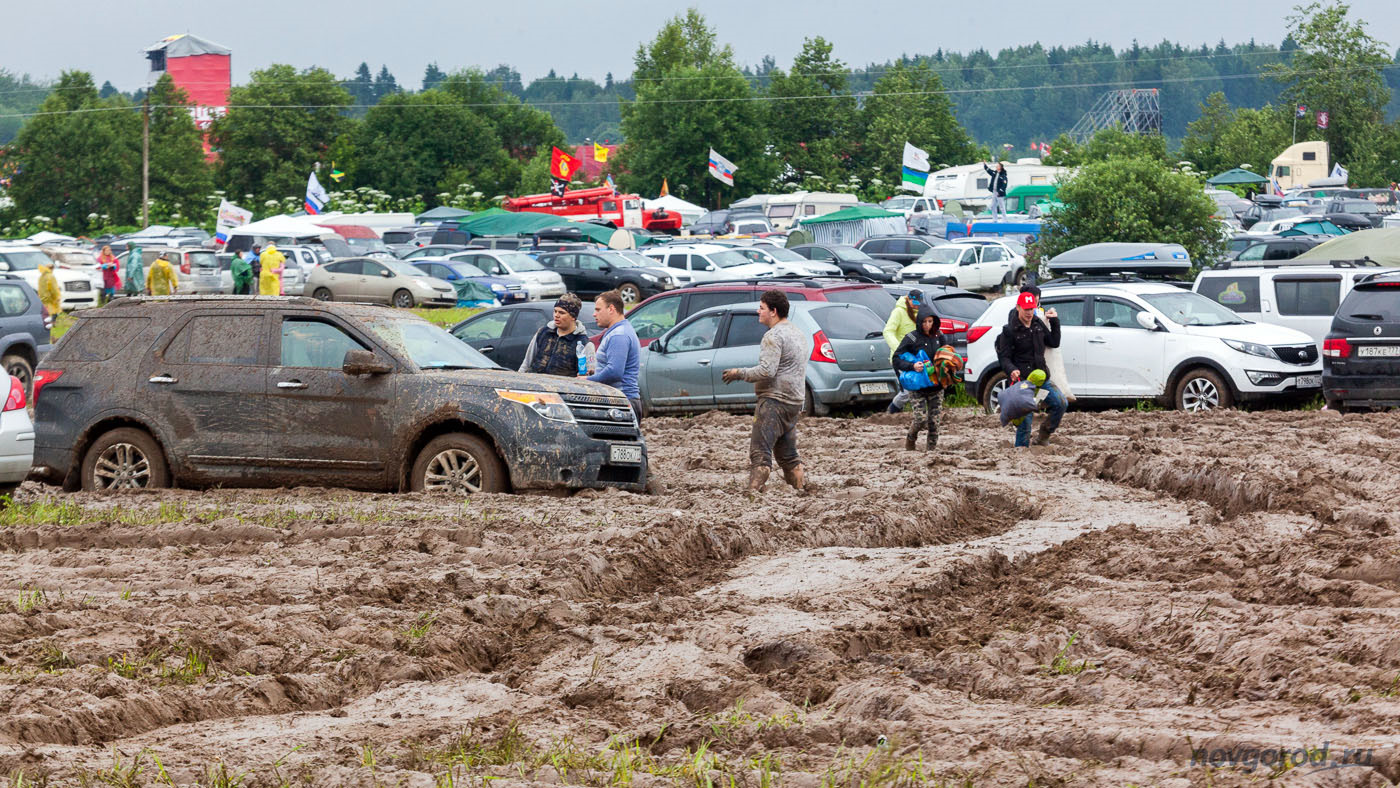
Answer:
[
  {"left": 415, "top": 206, "right": 473, "bottom": 224},
  {"left": 1293, "top": 228, "right": 1400, "bottom": 266},
  {"left": 537, "top": 222, "right": 635, "bottom": 247},
  {"left": 798, "top": 205, "right": 905, "bottom": 225},
  {"left": 455, "top": 208, "right": 566, "bottom": 237},
  {"left": 1206, "top": 168, "right": 1269, "bottom": 186},
  {"left": 1007, "top": 184, "right": 1058, "bottom": 213},
  {"left": 451, "top": 278, "right": 497, "bottom": 307}
]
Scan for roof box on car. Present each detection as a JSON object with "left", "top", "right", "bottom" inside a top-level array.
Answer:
[{"left": 1046, "top": 243, "right": 1192, "bottom": 276}]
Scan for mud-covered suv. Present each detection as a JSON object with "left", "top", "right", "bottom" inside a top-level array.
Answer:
[{"left": 31, "top": 297, "right": 647, "bottom": 494}]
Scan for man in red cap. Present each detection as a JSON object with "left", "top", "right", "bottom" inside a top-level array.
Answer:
[{"left": 994, "top": 288, "right": 1066, "bottom": 446}]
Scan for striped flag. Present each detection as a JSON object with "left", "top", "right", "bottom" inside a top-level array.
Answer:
[
  {"left": 708, "top": 148, "right": 736, "bottom": 186},
  {"left": 900, "top": 167, "right": 929, "bottom": 193},
  {"left": 304, "top": 172, "right": 329, "bottom": 215}
]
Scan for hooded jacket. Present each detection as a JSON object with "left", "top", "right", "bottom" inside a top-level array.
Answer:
[
  {"left": 519, "top": 320, "right": 597, "bottom": 377},
  {"left": 37, "top": 264, "right": 62, "bottom": 314},
  {"left": 982, "top": 164, "right": 1009, "bottom": 196},
  {"left": 995, "top": 307, "right": 1061, "bottom": 380},
  {"left": 892, "top": 305, "right": 948, "bottom": 375},
  {"left": 259, "top": 245, "right": 286, "bottom": 296},
  {"left": 882, "top": 295, "right": 920, "bottom": 356},
  {"left": 147, "top": 257, "right": 178, "bottom": 296}
]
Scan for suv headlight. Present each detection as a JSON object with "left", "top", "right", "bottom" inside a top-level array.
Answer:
[
  {"left": 862, "top": 264, "right": 881, "bottom": 274},
  {"left": 640, "top": 273, "right": 659, "bottom": 283},
  {"left": 496, "top": 389, "right": 574, "bottom": 422},
  {"left": 1223, "top": 339, "right": 1278, "bottom": 360}
]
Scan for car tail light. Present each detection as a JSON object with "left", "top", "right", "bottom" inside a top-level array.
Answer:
[
  {"left": 32, "top": 369, "right": 62, "bottom": 404},
  {"left": 1322, "top": 338, "right": 1351, "bottom": 359},
  {"left": 967, "top": 325, "right": 992, "bottom": 344},
  {"left": 940, "top": 318, "right": 970, "bottom": 334},
  {"left": 180, "top": 258, "right": 191, "bottom": 275},
  {"left": 810, "top": 330, "right": 837, "bottom": 363},
  {"left": 3, "top": 375, "right": 24, "bottom": 411}
]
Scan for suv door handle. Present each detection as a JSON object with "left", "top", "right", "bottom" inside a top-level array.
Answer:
[
  {"left": 479, "top": 346, "right": 495, "bottom": 353},
  {"left": 1088, "top": 337, "right": 1108, "bottom": 344},
  {"left": 696, "top": 359, "right": 712, "bottom": 366},
  {"left": 148, "top": 375, "right": 177, "bottom": 384},
  {"left": 277, "top": 380, "right": 308, "bottom": 389}
]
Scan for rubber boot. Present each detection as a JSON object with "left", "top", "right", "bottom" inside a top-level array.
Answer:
[
  {"left": 904, "top": 434, "right": 918, "bottom": 451},
  {"left": 748, "top": 466, "right": 770, "bottom": 492},
  {"left": 1033, "top": 423, "right": 1053, "bottom": 446},
  {"left": 886, "top": 401, "right": 900, "bottom": 414},
  {"left": 782, "top": 464, "right": 806, "bottom": 491},
  {"left": 926, "top": 431, "right": 938, "bottom": 451}
]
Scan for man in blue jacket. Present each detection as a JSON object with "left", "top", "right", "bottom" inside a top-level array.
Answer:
[{"left": 588, "top": 289, "right": 643, "bottom": 421}]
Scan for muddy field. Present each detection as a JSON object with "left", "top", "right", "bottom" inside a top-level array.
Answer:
[{"left": 2, "top": 406, "right": 1400, "bottom": 787}]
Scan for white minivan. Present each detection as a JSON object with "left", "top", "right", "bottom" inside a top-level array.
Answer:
[{"left": 1193, "top": 263, "right": 1400, "bottom": 349}]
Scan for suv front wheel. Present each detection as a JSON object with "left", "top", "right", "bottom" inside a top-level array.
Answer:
[
  {"left": 1174, "top": 368, "right": 1234, "bottom": 412},
  {"left": 81, "top": 428, "right": 170, "bottom": 491},
  {"left": 618, "top": 282, "right": 642, "bottom": 305},
  {"left": 410, "top": 433, "right": 507, "bottom": 495}
]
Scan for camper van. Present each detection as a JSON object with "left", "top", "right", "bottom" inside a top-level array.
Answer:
[
  {"left": 923, "top": 159, "right": 1066, "bottom": 210},
  {"left": 1270, "top": 141, "right": 1329, "bottom": 191},
  {"left": 764, "top": 192, "right": 859, "bottom": 230}
]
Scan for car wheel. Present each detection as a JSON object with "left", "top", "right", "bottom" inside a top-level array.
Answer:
[
  {"left": 1013, "top": 268, "right": 1027, "bottom": 288},
  {"left": 410, "top": 433, "right": 507, "bottom": 496},
  {"left": 946, "top": 277, "right": 958, "bottom": 288},
  {"left": 313, "top": 287, "right": 333, "bottom": 301},
  {"left": 2, "top": 353, "right": 32, "bottom": 398},
  {"left": 392, "top": 289, "right": 416, "bottom": 309},
  {"left": 618, "top": 282, "right": 642, "bottom": 305},
  {"left": 81, "top": 427, "right": 170, "bottom": 491},
  {"left": 1175, "top": 368, "right": 1233, "bottom": 412},
  {"left": 980, "top": 372, "right": 1008, "bottom": 414}
]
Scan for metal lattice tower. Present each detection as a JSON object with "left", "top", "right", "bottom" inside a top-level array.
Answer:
[{"left": 1068, "top": 89, "right": 1162, "bottom": 143}]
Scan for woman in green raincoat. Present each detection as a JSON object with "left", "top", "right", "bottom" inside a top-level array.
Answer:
[
  {"left": 123, "top": 246, "right": 146, "bottom": 297},
  {"left": 230, "top": 251, "right": 254, "bottom": 295}
]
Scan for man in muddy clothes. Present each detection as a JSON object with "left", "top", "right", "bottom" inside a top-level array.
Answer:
[
  {"left": 519, "top": 294, "right": 596, "bottom": 377},
  {"left": 721, "top": 290, "right": 809, "bottom": 492},
  {"left": 994, "top": 289, "right": 1067, "bottom": 446}
]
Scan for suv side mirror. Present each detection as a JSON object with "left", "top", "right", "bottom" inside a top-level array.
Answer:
[
  {"left": 649, "top": 341, "right": 665, "bottom": 354},
  {"left": 598, "top": 264, "right": 613, "bottom": 273},
  {"left": 1135, "top": 311, "right": 1160, "bottom": 331},
  {"left": 343, "top": 349, "right": 392, "bottom": 375}
]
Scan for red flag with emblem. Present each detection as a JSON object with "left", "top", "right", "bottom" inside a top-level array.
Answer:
[{"left": 550, "top": 147, "right": 581, "bottom": 180}]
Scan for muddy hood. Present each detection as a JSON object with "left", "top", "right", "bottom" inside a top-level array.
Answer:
[
  {"left": 421, "top": 368, "right": 625, "bottom": 398},
  {"left": 1178, "top": 321, "right": 1315, "bottom": 346}
]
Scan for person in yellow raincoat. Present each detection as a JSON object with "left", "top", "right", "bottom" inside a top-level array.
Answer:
[
  {"left": 37, "top": 263, "right": 62, "bottom": 315},
  {"left": 147, "top": 254, "right": 179, "bottom": 296},
  {"left": 259, "top": 243, "right": 286, "bottom": 295}
]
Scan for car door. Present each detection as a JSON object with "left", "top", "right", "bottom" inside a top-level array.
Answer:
[
  {"left": 978, "top": 245, "right": 1010, "bottom": 288},
  {"left": 574, "top": 254, "right": 612, "bottom": 296},
  {"left": 955, "top": 246, "right": 983, "bottom": 287},
  {"left": 135, "top": 310, "right": 270, "bottom": 483},
  {"left": 322, "top": 259, "right": 366, "bottom": 299},
  {"left": 548, "top": 254, "right": 581, "bottom": 291},
  {"left": 359, "top": 260, "right": 394, "bottom": 303},
  {"left": 450, "top": 309, "right": 514, "bottom": 366},
  {"left": 644, "top": 312, "right": 722, "bottom": 411},
  {"left": 1084, "top": 296, "right": 1167, "bottom": 396},
  {"left": 266, "top": 314, "right": 396, "bottom": 486},
  {"left": 1038, "top": 295, "right": 1090, "bottom": 395},
  {"left": 710, "top": 311, "right": 768, "bottom": 407}
]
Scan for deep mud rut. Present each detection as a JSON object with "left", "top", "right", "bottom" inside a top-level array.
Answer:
[{"left": 3, "top": 407, "right": 1400, "bottom": 786}]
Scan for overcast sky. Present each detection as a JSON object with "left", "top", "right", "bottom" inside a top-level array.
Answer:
[{"left": 7, "top": 0, "right": 1400, "bottom": 91}]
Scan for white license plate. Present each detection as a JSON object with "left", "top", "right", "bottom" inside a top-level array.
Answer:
[
  {"left": 1357, "top": 345, "right": 1400, "bottom": 358},
  {"left": 609, "top": 444, "right": 643, "bottom": 464},
  {"left": 1296, "top": 375, "right": 1321, "bottom": 388},
  {"left": 859, "top": 382, "right": 892, "bottom": 395}
]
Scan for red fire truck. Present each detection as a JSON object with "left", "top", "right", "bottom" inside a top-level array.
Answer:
[{"left": 502, "top": 186, "right": 682, "bottom": 233}]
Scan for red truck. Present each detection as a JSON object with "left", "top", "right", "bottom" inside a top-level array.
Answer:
[{"left": 503, "top": 186, "right": 682, "bottom": 233}]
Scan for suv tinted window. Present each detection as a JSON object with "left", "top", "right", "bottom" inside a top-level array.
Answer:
[
  {"left": 687, "top": 290, "right": 755, "bottom": 316},
  {"left": 823, "top": 287, "right": 896, "bottom": 317},
  {"left": 1198, "top": 276, "right": 1260, "bottom": 312},
  {"left": 1340, "top": 287, "right": 1400, "bottom": 321},
  {"left": 1275, "top": 277, "right": 1341, "bottom": 316},
  {"left": 722, "top": 314, "right": 768, "bottom": 347},
  {"left": 861, "top": 240, "right": 886, "bottom": 254},
  {"left": 281, "top": 319, "right": 367, "bottom": 368},
  {"left": 167, "top": 314, "right": 263, "bottom": 365},
  {"left": 50, "top": 317, "right": 151, "bottom": 362},
  {"left": 1041, "top": 296, "right": 1087, "bottom": 326},
  {"left": 811, "top": 305, "right": 884, "bottom": 339},
  {"left": 0, "top": 284, "right": 29, "bottom": 316},
  {"left": 1094, "top": 298, "right": 1145, "bottom": 329}
]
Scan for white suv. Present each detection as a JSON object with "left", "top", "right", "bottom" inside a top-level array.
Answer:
[
  {"left": 901, "top": 239, "right": 1028, "bottom": 291},
  {"left": 0, "top": 244, "right": 98, "bottom": 311},
  {"left": 963, "top": 280, "right": 1323, "bottom": 412},
  {"left": 643, "top": 243, "right": 777, "bottom": 282}
]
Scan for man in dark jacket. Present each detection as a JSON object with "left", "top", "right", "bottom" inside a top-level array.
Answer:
[
  {"left": 982, "top": 162, "right": 1009, "bottom": 219},
  {"left": 994, "top": 289, "right": 1067, "bottom": 446},
  {"left": 519, "top": 294, "right": 596, "bottom": 377},
  {"left": 892, "top": 304, "right": 948, "bottom": 450}
]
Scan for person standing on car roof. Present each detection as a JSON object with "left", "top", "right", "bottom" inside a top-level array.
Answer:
[
  {"left": 588, "top": 289, "right": 643, "bottom": 420},
  {"left": 994, "top": 289, "right": 1067, "bottom": 447},
  {"left": 519, "top": 293, "right": 596, "bottom": 377},
  {"left": 97, "top": 246, "right": 120, "bottom": 305},
  {"left": 983, "top": 161, "right": 1009, "bottom": 220},
  {"left": 882, "top": 289, "right": 923, "bottom": 413},
  {"left": 891, "top": 304, "right": 949, "bottom": 451},
  {"left": 721, "top": 289, "right": 810, "bottom": 493}
]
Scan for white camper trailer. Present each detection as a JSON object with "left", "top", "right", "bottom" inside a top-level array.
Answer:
[{"left": 923, "top": 159, "right": 1066, "bottom": 209}]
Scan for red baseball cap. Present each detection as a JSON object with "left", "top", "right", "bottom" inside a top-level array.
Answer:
[{"left": 1017, "top": 291, "right": 1038, "bottom": 310}]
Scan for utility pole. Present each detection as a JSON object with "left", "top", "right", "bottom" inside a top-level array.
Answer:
[{"left": 141, "top": 95, "right": 150, "bottom": 229}]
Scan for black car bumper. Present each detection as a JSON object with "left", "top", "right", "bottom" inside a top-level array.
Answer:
[
  {"left": 505, "top": 394, "right": 648, "bottom": 493},
  {"left": 1324, "top": 373, "right": 1400, "bottom": 408}
]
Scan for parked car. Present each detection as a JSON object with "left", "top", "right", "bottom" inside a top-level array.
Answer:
[
  {"left": 1205, "top": 189, "right": 1252, "bottom": 219},
  {"left": 410, "top": 249, "right": 565, "bottom": 301},
  {"left": 1227, "top": 236, "right": 1324, "bottom": 263},
  {"left": 409, "top": 259, "right": 528, "bottom": 304},
  {"left": 0, "top": 276, "right": 54, "bottom": 395},
  {"left": 39, "top": 245, "right": 104, "bottom": 290},
  {"left": 688, "top": 210, "right": 736, "bottom": 235},
  {"left": 30, "top": 298, "right": 647, "bottom": 494},
  {"left": 621, "top": 279, "right": 896, "bottom": 348},
  {"left": 1239, "top": 203, "right": 1304, "bottom": 231},
  {"left": 900, "top": 239, "right": 1028, "bottom": 290},
  {"left": 468, "top": 236, "right": 531, "bottom": 251},
  {"left": 1194, "top": 261, "right": 1398, "bottom": 349},
  {"left": 640, "top": 301, "right": 897, "bottom": 416},
  {"left": 1322, "top": 270, "right": 1400, "bottom": 410},
  {"left": 856, "top": 235, "right": 948, "bottom": 266},
  {"left": 1324, "top": 199, "right": 1384, "bottom": 228},
  {"left": 963, "top": 280, "right": 1322, "bottom": 412},
  {"left": 401, "top": 244, "right": 476, "bottom": 260},
  {"left": 449, "top": 302, "right": 599, "bottom": 370},
  {"left": 381, "top": 226, "right": 437, "bottom": 256},
  {"left": 537, "top": 250, "right": 684, "bottom": 305},
  {"left": 113, "top": 246, "right": 223, "bottom": 295},
  {"left": 0, "top": 367, "right": 34, "bottom": 498},
  {"left": 726, "top": 215, "right": 773, "bottom": 235},
  {"left": 883, "top": 283, "right": 991, "bottom": 360},
  {"left": 640, "top": 243, "right": 778, "bottom": 283},
  {"left": 0, "top": 244, "right": 99, "bottom": 310},
  {"left": 305, "top": 258, "right": 457, "bottom": 308},
  {"left": 786, "top": 244, "right": 902, "bottom": 282},
  {"left": 727, "top": 244, "right": 842, "bottom": 277}
]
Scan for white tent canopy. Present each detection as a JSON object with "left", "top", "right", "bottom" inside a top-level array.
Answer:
[
  {"left": 224, "top": 214, "right": 329, "bottom": 239},
  {"left": 643, "top": 195, "right": 705, "bottom": 227},
  {"left": 26, "top": 231, "right": 76, "bottom": 244}
]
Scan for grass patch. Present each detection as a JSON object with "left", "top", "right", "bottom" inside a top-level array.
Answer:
[
  {"left": 1045, "top": 632, "right": 1092, "bottom": 676},
  {"left": 943, "top": 382, "right": 978, "bottom": 409},
  {"left": 105, "top": 644, "right": 214, "bottom": 685},
  {"left": 411, "top": 306, "right": 485, "bottom": 328},
  {"left": 52, "top": 312, "right": 76, "bottom": 341}
]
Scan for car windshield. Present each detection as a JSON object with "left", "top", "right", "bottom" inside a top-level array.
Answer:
[
  {"left": 710, "top": 250, "right": 753, "bottom": 268},
  {"left": 755, "top": 245, "right": 806, "bottom": 263},
  {"left": 1341, "top": 201, "right": 1379, "bottom": 214},
  {"left": 883, "top": 197, "right": 917, "bottom": 210},
  {"left": 0, "top": 251, "right": 53, "bottom": 271},
  {"left": 600, "top": 253, "right": 644, "bottom": 268},
  {"left": 831, "top": 247, "right": 874, "bottom": 262},
  {"left": 496, "top": 252, "right": 544, "bottom": 271},
  {"left": 1142, "top": 292, "right": 1248, "bottom": 326},
  {"left": 916, "top": 247, "right": 964, "bottom": 265},
  {"left": 389, "top": 261, "right": 429, "bottom": 277},
  {"left": 361, "top": 316, "right": 498, "bottom": 369},
  {"left": 616, "top": 251, "right": 654, "bottom": 267}
]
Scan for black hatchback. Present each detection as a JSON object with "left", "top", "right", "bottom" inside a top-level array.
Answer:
[{"left": 1322, "top": 271, "right": 1400, "bottom": 410}]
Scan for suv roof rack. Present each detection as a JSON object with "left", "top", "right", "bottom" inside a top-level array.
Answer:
[
  {"left": 1356, "top": 270, "right": 1400, "bottom": 285},
  {"left": 1207, "top": 257, "right": 1381, "bottom": 270},
  {"left": 1040, "top": 273, "right": 1156, "bottom": 288},
  {"left": 105, "top": 295, "right": 322, "bottom": 308}
]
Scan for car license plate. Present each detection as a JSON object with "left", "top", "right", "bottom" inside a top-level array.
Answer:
[
  {"left": 859, "top": 382, "right": 892, "bottom": 395},
  {"left": 1357, "top": 345, "right": 1400, "bottom": 358},
  {"left": 609, "top": 444, "right": 643, "bottom": 464},
  {"left": 1296, "top": 375, "right": 1321, "bottom": 388}
]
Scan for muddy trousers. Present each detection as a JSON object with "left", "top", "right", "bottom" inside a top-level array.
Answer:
[
  {"left": 908, "top": 389, "right": 943, "bottom": 446},
  {"left": 749, "top": 398, "right": 802, "bottom": 471}
]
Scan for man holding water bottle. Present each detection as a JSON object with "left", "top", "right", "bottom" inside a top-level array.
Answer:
[
  {"left": 519, "top": 293, "right": 596, "bottom": 378},
  {"left": 994, "top": 288, "right": 1067, "bottom": 447}
]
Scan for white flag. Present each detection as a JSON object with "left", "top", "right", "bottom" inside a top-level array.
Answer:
[
  {"left": 305, "top": 172, "right": 330, "bottom": 215},
  {"left": 902, "top": 142, "right": 930, "bottom": 172},
  {"left": 1330, "top": 163, "right": 1348, "bottom": 181},
  {"left": 708, "top": 148, "right": 736, "bottom": 186},
  {"left": 214, "top": 199, "right": 252, "bottom": 244}
]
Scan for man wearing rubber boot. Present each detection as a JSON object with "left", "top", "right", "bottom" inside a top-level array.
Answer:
[
  {"left": 994, "top": 290, "right": 1067, "bottom": 447},
  {"left": 722, "top": 290, "right": 810, "bottom": 491}
]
